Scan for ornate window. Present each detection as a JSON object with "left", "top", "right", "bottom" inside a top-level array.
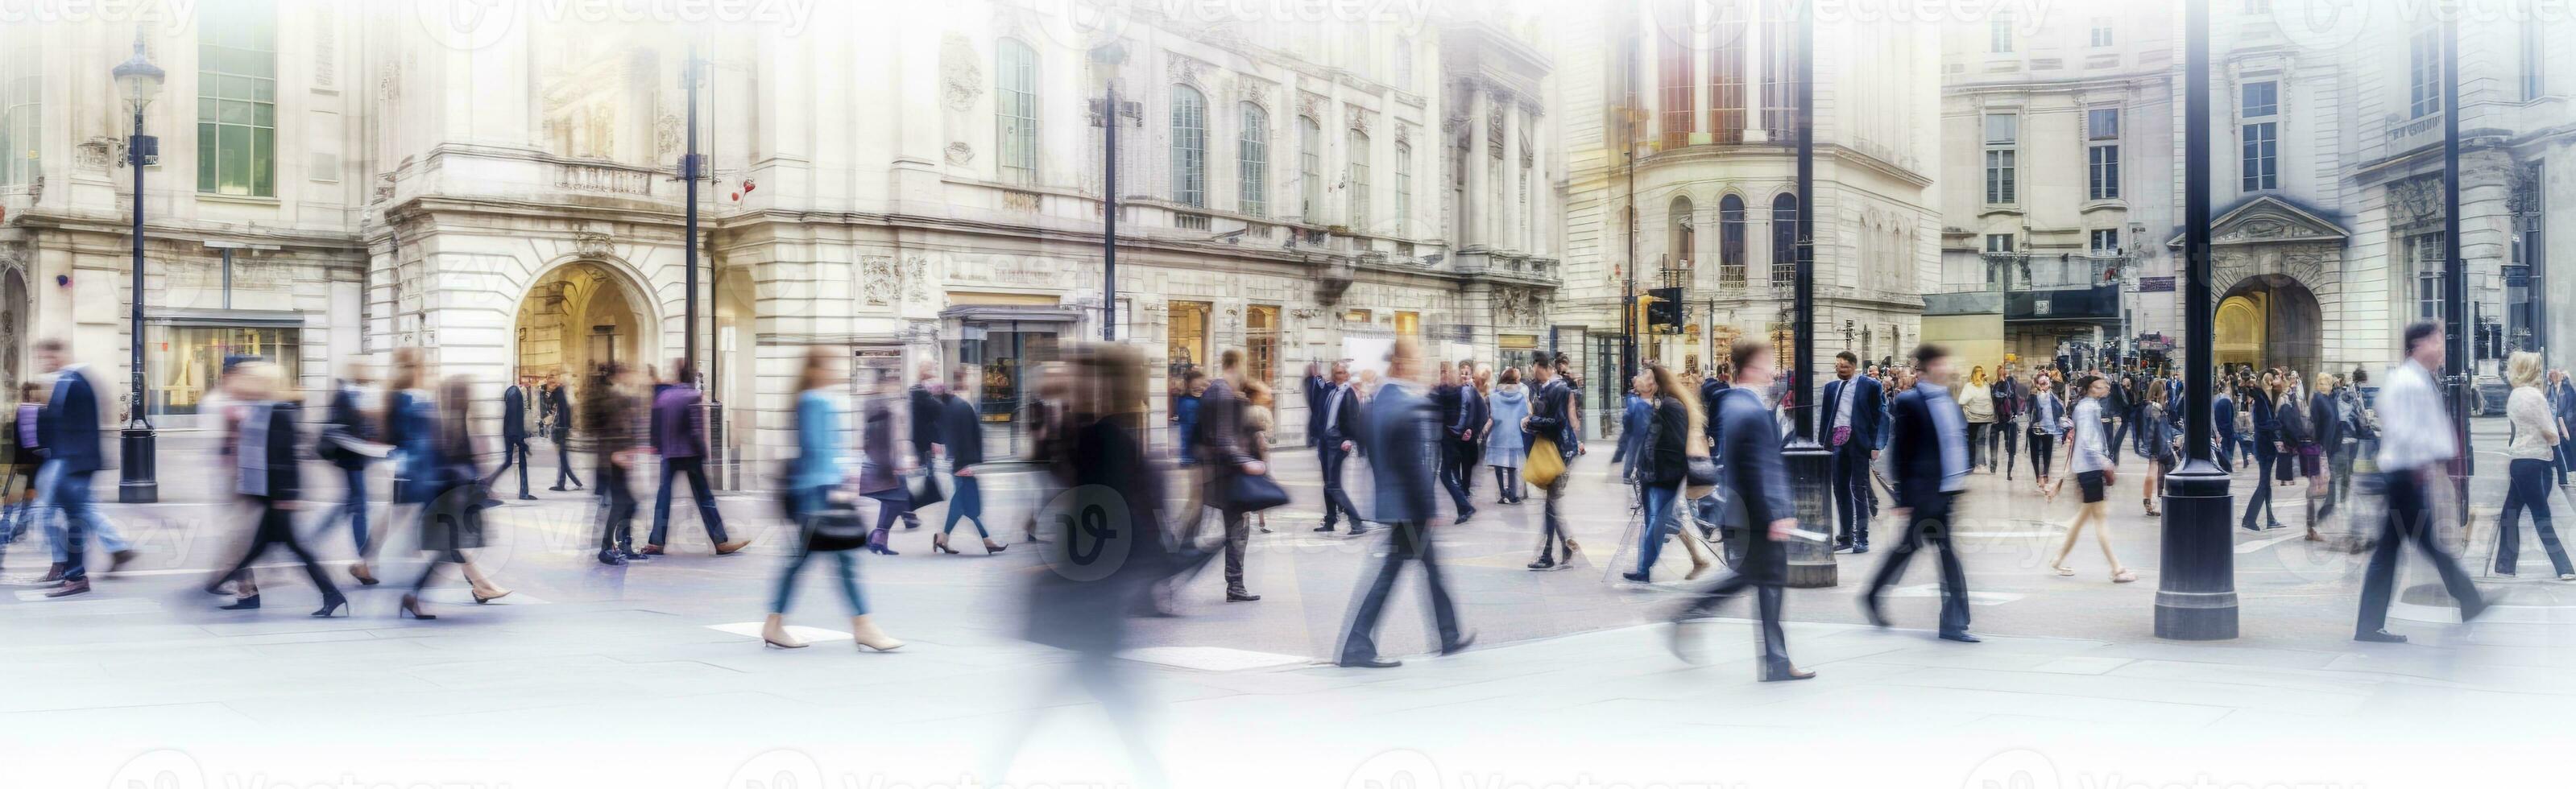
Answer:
[
  {"left": 1982, "top": 113, "right": 2017, "bottom": 204},
  {"left": 1668, "top": 196, "right": 1695, "bottom": 270},
  {"left": 0, "top": 31, "right": 38, "bottom": 188},
  {"left": 1393, "top": 142, "right": 1410, "bottom": 236},
  {"left": 198, "top": 0, "right": 278, "bottom": 196},
  {"left": 1708, "top": 0, "right": 1747, "bottom": 144},
  {"left": 996, "top": 39, "right": 1039, "bottom": 184},
  {"left": 1718, "top": 195, "right": 1746, "bottom": 287},
  {"left": 1346, "top": 130, "right": 1371, "bottom": 228},
  {"left": 1770, "top": 193, "right": 1797, "bottom": 287},
  {"left": 1169, "top": 85, "right": 1207, "bottom": 207},
  {"left": 2087, "top": 107, "right": 2120, "bottom": 200},
  {"left": 1237, "top": 102, "right": 1268, "bottom": 217},
  {"left": 1299, "top": 116, "right": 1323, "bottom": 220},
  {"left": 1761, "top": 0, "right": 1803, "bottom": 138}
]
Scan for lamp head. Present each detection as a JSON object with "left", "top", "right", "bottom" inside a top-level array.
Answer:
[{"left": 111, "top": 33, "right": 164, "bottom": 113}]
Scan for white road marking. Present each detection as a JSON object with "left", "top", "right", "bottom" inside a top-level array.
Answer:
[
  {"left": 707, "top": 622, "right": 851, "bottom": 642},
  {"left": 1120, "top": 646, "right": 1314, "bottom": 671},
  {"left": 1883, "top": 584, "right": 2023, "bottom": 605},
  {"left": 2234, "top": 531, "right": 2309, "bottom": 554}
]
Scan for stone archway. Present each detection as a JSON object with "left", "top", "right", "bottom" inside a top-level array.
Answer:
[
  {"left": 511, "top": 259, "right": 660, "bottom": 381},
  {"left": 2216, "top": 274, "right": 2323, "bottom": 375}
]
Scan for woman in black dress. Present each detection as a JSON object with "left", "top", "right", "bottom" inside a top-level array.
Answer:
[{"left": 205, "top": 363, "right": 348, "bottom": 617}]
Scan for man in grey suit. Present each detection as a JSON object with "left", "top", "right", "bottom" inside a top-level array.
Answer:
[{"left": 1337, "top": 337, "right": 1472, "bottom": 668}]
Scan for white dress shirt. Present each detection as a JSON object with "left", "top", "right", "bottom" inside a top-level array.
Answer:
[{"left": 2374, "top": 359, "right": 2456, "bottom": 473}]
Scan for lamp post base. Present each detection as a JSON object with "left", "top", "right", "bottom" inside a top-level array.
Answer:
[
  {"left": 1783, "top": 438, "right": 1837, "bottom": 589},
  {"left": 118, "top": 427, "right": 157, "bottom": 504},
  {"left": 2154, "top": 460, "right": 2238, "bottom": 640}
]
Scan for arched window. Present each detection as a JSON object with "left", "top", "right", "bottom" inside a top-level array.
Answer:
[
  {"left": 996, "top": 39, "right": 1039, "bottom": 184},
  {"left": 1719, "top": 194, "right": 1746, "bottom": 287},
  {"left": 1238, "top": 102, "right": 1269, "bottom": 217},
  {"left": 1770, "top": 192, "right": 1798, "bottom": 287},
  {"left": 1299, "top": 116, "right": 1323, "bottom": 220},
  {"left": 1346, "top": 130, "right": 1372, "bottom": 227},
  {"left": 1394, "top": 143, "right": 1412, "bottom": 236},
  {"left": 1170, "top": 85, "right": 1207, "bottom": 207},
  {"left": 1667, "top": 196, "right": 1696, "bottom": 271}
]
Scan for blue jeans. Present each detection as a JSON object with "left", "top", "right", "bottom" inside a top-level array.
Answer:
[
  {"left": 649, "top": 456, "right": 731, "bottom": 547},
  {"left": 1635, "top": 482, "right": 1679, "bottom": 574},
  {"left": 942, "top": 474, "right": 987, "bottom": 538},
  {"left": 773, "top": 485, "right": 867, "bottom": 615},
  {"left": 326, "top": 465, "right": 371, "bottom": 554},
  {"left": 43, "top": 461, "right": 128, "bottom": 581}
]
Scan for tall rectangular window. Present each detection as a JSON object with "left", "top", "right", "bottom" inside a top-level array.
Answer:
[
  {"left": 2089, "top": 229, "right": 2120, "bottom": 254},
  {"left": 1394, "top": 143, "right": 1410, "bottom": 236},
  {"left": 1168, "top": 301, "right": 1210, "bottom": 371},
  {"left": 198, "top": 0, "right": 278, "bottom": 196},
  {"left": 2410, "top": 29, "right": 2441, "bottom": 119},
  {"left": 1298, "top": 117, "right": 1322, "bottom": 220},
  {"left": 1238, "top": 103, "right": 1269, "bottom": 217},
  {"left": 2243, "top": 81, "right": 2278, "bottom": 117},
  {"left": 2087, "top": 107, "right": 2120, "bottom": 200},
  {"left": 2242, "top": 122, "right": 2277, "bottom": 192},
  {"left": 2525, "top": 23, "right": 2546, "bottom": 101},
  {"left": 1990, "top": 13, "right": 2014, "bottom": 53},
  {"left": 1247, "top": 305, "right": 1279, "bottom": 385},
  {"left": 1656, "top": 0, "right": 1696, "bottom": 147},
  {"left": 1761, "top": 0, "right": 1802, "bottom": 138},
  {"left": 2408, "top": 233, "right": 2446, "bottom": 322},
  {"left": 1169, "top": 86, "right": 1207, "bottom": 207},
  {"left": 1708, "top": 0, "right": 1747, "bottom": 143},
  {"left": 1982, "top": 113, "right": 2017, "bottom": 204},
  {"left": 1345, "top": 130, "right": 1370, "bottom": 228},
  {"left": 996, "top": 39, "right": 1039, "bottom": 184},
  {"left": 0, "top": 33, "right": 38, "bottom": 188},
  {"left": 2089, "top": 19, "right": 2113, "bottom": 48}
]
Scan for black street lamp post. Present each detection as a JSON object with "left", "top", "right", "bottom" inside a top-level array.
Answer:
[
  {"left": 113, "top": 32, "right": 164, "bottom": 505},
  {"left": 1783, "top": 3, "right": 1833, "bottom": 588},
  {"left": 1093, "top": 43, "right": 1128, "bottom": 341},
  {"left": 2155, "top": 0, "right": 2239, "bottom": 640}
]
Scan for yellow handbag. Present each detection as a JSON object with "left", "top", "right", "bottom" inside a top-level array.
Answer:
[{"left": 1522, "top": 437, "right": 1564, "bottom": 488}]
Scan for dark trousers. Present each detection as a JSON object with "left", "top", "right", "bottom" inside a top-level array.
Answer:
[
  {"left": 1490, "top": 465, "right": 1522, "bottom": 502},
  {"left": 1319, "top": 444, "right": 1364, "bottom": 529},
  {"left": 2242, "top": 440, "right": 2277, "bottom": 527},
  {"left": 554, "top": 437, "right": 583, "bottom": 488},
  {"left": 2108, "top": 418, "right": 2131, "bottom": 465},
  {"left": 324, "top": 464, "right": 371, "bottom": 555},
  {"left": 1535, "top": 474, "right": 1572, "bottom": 560},
  {"left": 2354, "top": 470, "right": 2483, "bottom": 636},
  {"left": 2557, "top": 442, "right": 2573, "bottom": 485},
  {"left": 649, "top": 456, "right": 731, "bottom": 546},
  {"left": 1439, "top": 440, "right": 1476, "bottom": 512},
  {"left": 2327, "top": 443, "right": 2356, "bottom": 510},
  {"left": 487, "top": 437, "right": 532, "bottom": 495},
  {"left": 2028, "top": 434, "right": 2056, "bottom": 481},
  {"left": 1634, "top": 482, "right": 1680, "bottom": 573},
  {"left": 2497, "top": 457, "right": 2575, "bottom": 576},
  {"left": 1965, "top": 423, "right": 1989, "bottom": 470},
  {"left": 1997, "top": 424, "right": 2019, "bottom": 477},
  {"left": 1339, "top": 520, "right": 1462, "bottom": 661},
  {"left": 1679, "top": 574, "right": 1791, "bottom": 673},
  {"left": 942, "top": 475, "right": 988, "bottom": 538},
  {"left": 597, "top": 459, "right": 638, "bottom": 554},
  {"left": 1865, "top": 492, "right": 1971, "bottom": 637},
  {"left": 1831, "top": 450, "right": 1872, "bottom": 547},
  {"left": 217, "top": 501, "right": 342, "bottom": 601}
]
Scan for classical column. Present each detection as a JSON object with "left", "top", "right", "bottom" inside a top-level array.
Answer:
[
  {"left": 1465, "top": 81, "right": 1490, "bottom": 250},
  {"left": 1501, "top": 98, "right": 1523, "bottom": 252},
  {"left": 1527, "top": 102, "right": 1548, "bottom": 255}
]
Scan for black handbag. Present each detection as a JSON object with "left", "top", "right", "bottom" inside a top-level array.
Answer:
[
  {"left": 804, "top": 502, "right": 871, "bottom": 551},
  {"left": 1685, "top": 455, "right": 1720, "bottom": 487},
  {"left": 907, "top": 473, "right": 945, "bottom": 511},
  {"left": 1220, "top": 472, "right": 1291, "bottom": 514}
]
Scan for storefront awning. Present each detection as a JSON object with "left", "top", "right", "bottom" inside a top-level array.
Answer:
[{"left": 146, "top": 308, "right": 305, "bottom": 328}]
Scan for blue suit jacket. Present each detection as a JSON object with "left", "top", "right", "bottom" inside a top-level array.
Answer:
[
  {"left": 43, "top": 368, "right": 105, "bottom": 473},
  {"left": 1358, "top": 382, "right": 1439, "bottom": 525},
  {"left": 1887, "top": 387, "right": 1957, "bottom": 510},
  {"left": 1819, "top": 374, "right": 1885, "bottom": 454}
]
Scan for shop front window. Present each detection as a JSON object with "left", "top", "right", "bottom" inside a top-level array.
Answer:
[
  {"left": 1168, "top": 300, "right": 1211, "bottom": 381},
  {"left": 1498, "top": 334, "right": 1539, "bottom": 374},
  {"left": 955, "top": 322, "right": 1061, "bottom": 425},
  {"left": 1248, "top": 305, "right": 1280, "bottom": 386},
  {"left": 147, "top": 324, "right": 300, "bottom": 416}
]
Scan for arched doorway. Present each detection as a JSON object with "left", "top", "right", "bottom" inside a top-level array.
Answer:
[
  {"left": 1, "top": 267, "right": 26, "bottom": 399},
  {"left": 511, "top": 260, "right": 658, "bottom": 382},
  {"left": 2214, "top": 275, "right": 2321, "bottom": 375}
]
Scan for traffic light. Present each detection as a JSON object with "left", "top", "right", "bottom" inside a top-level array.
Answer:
[{"left": 1645, "top": 287, "right": 1684, "bottom": 333}]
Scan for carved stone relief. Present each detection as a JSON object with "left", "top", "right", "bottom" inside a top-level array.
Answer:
[
  {"left": 1298, "top": 91, "right": 1328, "bottom": 122},
  {"left": 862, "top": 255, "right": 897, "bottom": 307},
  {"left": 1168, "top": 52, "right": 1209, "bottom": 90},
  {"left": 574, "top": 233, "right": 613, "bottom": 258},
  {"left": 2388, "top": 176, "right": 2442, "bottom": 229},
  {"left": 942, "top": 34, "right": 984, "bottom": 112},
  {"left": 1347, "top": 105, "right": 1373, "bottom": 135},
  {"left": 946, "top": 142, "right": 975, "bottom": 166},
  {"left": 903, "top": 254, "right": 931, "bottom": 303}
]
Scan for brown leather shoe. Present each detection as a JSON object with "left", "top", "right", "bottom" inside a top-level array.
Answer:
[
  {"left": 110, "top": 550, "right": 138, "bottom": 572},
  {"left": 640, "top": 544, "right": 666, "bottom": 555},
  {"left": 43, "top": 579, "right": 92, "bottom": 598},
  {"left": 714, "top": 539, "right": 751, "bottom": 555},
  {"left": 39, "top": 563, "right": 64, "bottom": 583}
]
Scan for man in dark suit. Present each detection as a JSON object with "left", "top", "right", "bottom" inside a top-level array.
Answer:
[
  {"left": 1693, "top": 366, "right": 1732, "bottom": 529},
  {"left": 1339, "top": 337, "right": 1470, "bottom": 668},
  {"left": 1669, "top": 339, "right": 1811, "bottom": 681},
  {"left": 1189, "top": 349, "right": 1262, "bottom": 602},
  {"left": 1446, "top": 359, "right": 1487, "bottom": 523},
  {"left": 901, "top": 362, "right": 942, "bottom": 531},
  {"left": 1315, "top": 361, "right": 1367, "bottom": 535},
  {"left": 486, "top": 374, "right": 536, "bottom": 500},
  {"left": 545, "top": 372, "right": 582, "bottom": 492},
  {"left": 647, "top": 358, "right": 746, "bottom": 555},
  {"left": 1431, "top": 361, "right": 1477, "bottom": 523},
  {"left": 33, "top": 338, "right": 134, "bottom": 597},
  {"left": 1819, "top": 351, "right": 1884, "bottom": 553},
  {"left": 1863, "top": 344, "right": 1978, "bottom": 643}
]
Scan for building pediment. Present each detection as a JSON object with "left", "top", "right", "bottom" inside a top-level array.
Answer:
[{"left": 2164, "top": 195, "right": 2350, "bottom": 250}]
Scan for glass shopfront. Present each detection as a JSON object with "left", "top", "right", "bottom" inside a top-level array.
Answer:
[{"left": 147, "top": 321, "right": 302, "bottom": 417}]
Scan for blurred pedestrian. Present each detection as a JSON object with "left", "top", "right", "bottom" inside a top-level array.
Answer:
[
  {"left": 2027, "top": 372, "right": 2065, "bottom": 490},
  {"left": 2495, "top": 352, "right": 2574, "bottom": 580},
  {"left": 3, "top": 381, "right": 45, "bottom": 564},
  {"left": 403, "top": 374, "right": 513, "bottom": 619},
  {"left": 857, "top": 368, "right": 912, "bottom": 556},
  {"left": 1302, "top": 361, "right": 1330, "bottom": 450},
  {"left": 1961, "top": 366, "right": 1994, "bottom": 473},
  {"left": 204, "top": 362, "right": 346, "bottom": 617},
  {"left": 2307, "top": 372, "right": 2344, "bottom": 524},
  {"left": 486, "top": 374, "right": 537, "bottom": 501},
  {"left": 647, "top": 358, "right": 746, "bottom": 556},
  {"left": 763, "top": 346, "right": 904, "bottom": 651},
  {"left": 545, "top": 371, "right": 582, "bottom": 492},
  {"left": 2047, "top": 375, "right": 2136, "bottom": 583},
  {"left": 1669, "top": 339, "right": 1812, "bottom": 681},
  {"left": 2549, "top": 368, "right": 2574, "bottom": 485},
  {"left": 2240, "top": 372, "right": 2284, "bottom": 531},
  {"left": 1173, "top": 370, "right": 1206, "bottom": 469},
  {"left": 934, "top": 366, "right": 1005, "bottom": 556},
  {"left": 1622, "top": 363, "right": 1689, "bottom": 583},
  {"left": 1244, "top": 380, "right": 1278, "bottom": 535},
  {"left": 2139, "top": 379, "right": 2175, "bottom": 517},
  {"left": 1337, "top": 336, "right": 1472, "bottom": 669},
  {"left": 1315, "top": 361, "right": 1367, "bottom": 535},
  {"left": 1180, "top": 349, "right": 1257, "bottom": 600},
  {"left": 1524, "top": 358, "right": 1580, "bottom": 569},
  {"left": 1612, "top": 372, "right": 1653, "bottom": 512},
  {"left": 1821, "top": 351, "right": 1884, "bottom": 554},
  {"left": 31, "top": 338, "right": 132, "bottom": 598},
  {"left": 1992, "top": 368, "right": 2023, "bottom": 480},
  {"left": 2354, "top": 321, "right": 2487, "bottom": 643},
  {"left": 1485, "top": 367, "right": 1529, "bottom": 505},
  {"left": 2212, "top": 379, "right": 2238, "bottom": 475},
  {"left": 585, "top": 363, "right": 650, "bottom": 565},
  {"left": 318, "top": 361, "right": 382, "bottom": 585},
  {"left": 1443, "top": 360, "right": 1487, "bottom": 523},
  {"left": 2276, "top": 373, "right": 2322, "bottom": 539},
  {"left": 1864, "top": 345, "right": 1979, "bottom": 642},
  {"left": 906, "top": 362, "right": 942, "bottom": 531}
]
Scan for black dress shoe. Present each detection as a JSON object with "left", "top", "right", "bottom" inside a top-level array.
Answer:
[
  {"left": 1348, "top": 527, "right": 1370, "bottom": 536},
  {"left": 1621, "top": 571, "right": 1650, "bottom": 583},
  {"left": 1439, "top": 633, "right": 1476, "bottom": 656},
  {"left": 1338, "top": 655, "right": 1402, "bottom": 668},
  {"left": 1849, "top": 544, "right": 1870, "bottom": 555},
  {"left": 42, "top": 580, "right": 90, "bottom": 598},
  {"left": 1455, "top": 507, "right": 1476, "bottom": 524},
  {"left": 219, "top": 595, "right": 262, "bottom": 610},
  {"left": 549, "top": 485, "right": 569, "bottom": 492},
  {"left": 597, "top": 551, "right": 627, "bottom": 566},
  {"left": 1313, "top": 525, "right": 1338, "bottom": 532},
  {"left": 1526, "top": 556, "right": 1556, "bottom": 571},
  {"left": 2354, "top": 630, "right": 2408, "bottom": 644},
  {"left": 517, "top": 494, "right": 538, "bottom": 501},
  {"left": 1938, "top": 631, "right": 1982, "bottom": 643},
  {"left": 1860, "top": 597, "right": 1889, "bottom": 628},
  {"left": 1226, "top": 589, "right": 1261, "bottom": 602},
  {"left": 1760, "top": 667, "right": 1817, "bottom": 682}
]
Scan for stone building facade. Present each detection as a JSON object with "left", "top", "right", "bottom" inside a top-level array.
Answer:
[
  {"left": 0, "top": 1, "right": 1560, "bottom": 481},
  {"left": 1553, "top": 0, "right": 1939, "bottom": 432}
]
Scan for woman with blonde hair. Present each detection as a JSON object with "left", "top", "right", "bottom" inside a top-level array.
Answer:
[
  {"left": 205, "top": 362, "right": 350, "bottom": 616},
  {"left": 1960, "top": 366, "right": 1994, "bottom": 473},
  {"left": 2497, "top": 352, "right": 2575, "bottom": 579}
]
